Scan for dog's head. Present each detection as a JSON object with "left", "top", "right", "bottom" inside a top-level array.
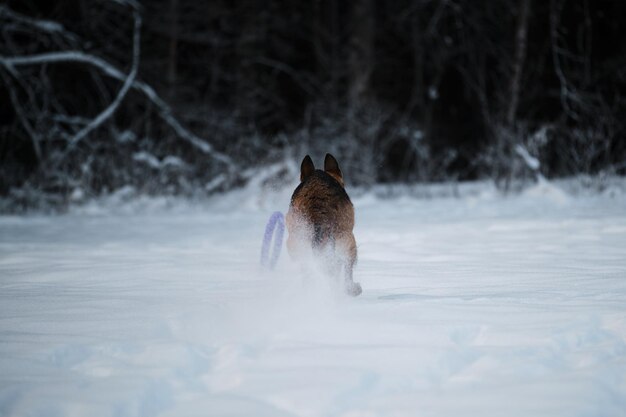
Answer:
[{"left": 300, "top": 153, "right": 344, "bottom": 187}]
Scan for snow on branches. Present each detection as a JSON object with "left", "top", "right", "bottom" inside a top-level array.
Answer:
[{"left": 0, "top": 2, "right": 233, "bottom": 205}]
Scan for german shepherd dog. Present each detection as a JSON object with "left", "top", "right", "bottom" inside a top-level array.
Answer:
[{"left": 286, "top": 154, "right": 362, "bottom": 296}]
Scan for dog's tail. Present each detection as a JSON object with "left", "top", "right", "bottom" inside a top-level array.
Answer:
[{"left": 312, "top": 223, "right": 335, "bottom": 250}]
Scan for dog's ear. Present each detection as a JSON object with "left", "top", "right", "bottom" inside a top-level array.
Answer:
[
  {"left": 300, "top": 155, "right": 315, "bottom": 182},
  {"left": 324, "top": 153, "right": 344, "bottom": 186}
]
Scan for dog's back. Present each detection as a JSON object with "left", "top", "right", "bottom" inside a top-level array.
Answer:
[
  {"left": 289, "top": 170, "right": 354, "bottom": 249},
  {"left": 286, "top": 154, "right": 361, "bottom": 296}
]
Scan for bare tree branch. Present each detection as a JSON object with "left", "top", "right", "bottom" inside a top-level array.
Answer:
[
  {"left": 550, "top": 0, "right": 580, "bottom": 121},
  {"left": 61, "top": 10, "right": 141, "bottom": 157},
  {"left": 252, "top": 57, "right": 320, "bottom": 97},
  {"left": 0, "top": 5, "right": 66, "bottom": 34},
  {"left": 0, "top": 50, "right": 234, "bottom": 168}
]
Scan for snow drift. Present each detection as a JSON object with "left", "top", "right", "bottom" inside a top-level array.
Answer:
[{"left": 1, "top": 181, "right": 625, "bottom": 416}]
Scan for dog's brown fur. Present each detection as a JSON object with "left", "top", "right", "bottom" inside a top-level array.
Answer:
[{"left": 286, "top": 154, "right": 361, "bottom": 296}]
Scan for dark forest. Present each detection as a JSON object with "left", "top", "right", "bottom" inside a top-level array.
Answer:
[{"left": 1, "top": 0, "right": 625, "bottom": 209}]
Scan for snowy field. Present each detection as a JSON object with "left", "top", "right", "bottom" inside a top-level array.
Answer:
[{"left": 1, "top": 180, "right": 626, "bottom": 417}]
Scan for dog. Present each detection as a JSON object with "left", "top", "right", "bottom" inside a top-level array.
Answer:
[{"left": 286, "top": 154, "right": 362, "bottom": 296}]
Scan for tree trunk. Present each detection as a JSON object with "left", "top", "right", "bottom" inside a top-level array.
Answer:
[
  {"left": 507, "top": 0, "right": 531, "bottom": 125},
  {"left": 348, "top": 0, "right": 374, "bottom": 114},
  {"left": 167, "top": 0, "right": 179, "bottom": 94}
]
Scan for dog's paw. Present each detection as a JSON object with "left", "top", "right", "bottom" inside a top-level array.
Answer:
[{"left": 345, "top": 282, "right": 362, "bottom": 297}]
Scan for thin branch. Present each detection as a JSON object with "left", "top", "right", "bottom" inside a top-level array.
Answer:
[
  {"left": 109, "top": 0, "right": 141, "bottom": 9},
  {"left": 426, "top": 0, "right": 449, "bottom": 37},
  {"left": 550, "top": 0, "right": 580, "bottom": 121},
  {"left": 0, "top": 68, "right": 42, "bottom": 161},
  {"left": 0, "top": 5, "right": 66, "bottom": 34},
  {"left": 62, "top": 10, "right": 141, "bottom": 156},
  {"left": 507, "top": 0, "right": 530, "bottom": 126},
  {"left": 252, "top": 56, "right": 320, "bottom": 97}
]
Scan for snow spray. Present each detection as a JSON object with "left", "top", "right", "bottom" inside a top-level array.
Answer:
[{"left": 260, "top": 211, "right": 285, "bottom": 270}]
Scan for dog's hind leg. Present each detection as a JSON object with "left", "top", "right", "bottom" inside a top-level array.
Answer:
[
  {"left": 342, "top": 261, "right": 362, "bottom": 297},
  {"left": 339, "top": 234, "right": 361, "bottom": 297}
]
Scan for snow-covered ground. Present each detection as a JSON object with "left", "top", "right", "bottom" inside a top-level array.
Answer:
[{"left": 1, "top": 181, "right": 626, "bottom": 417}]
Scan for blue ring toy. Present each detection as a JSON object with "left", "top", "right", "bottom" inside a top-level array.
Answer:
[{"left": 260, "top": 211, "right": 285, "bottom": 270}]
